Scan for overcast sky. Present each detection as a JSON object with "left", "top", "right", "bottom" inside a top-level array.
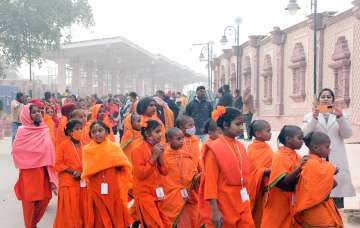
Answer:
[
  {"left": 24, "top": 0, "right": 353, "bottom": 80},
  {"left": 68, "top": 0, "right": 353, "bottom": 74}
]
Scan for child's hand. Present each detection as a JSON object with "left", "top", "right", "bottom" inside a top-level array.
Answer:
[
  {"left": 151, "top": 144, "right": 163, "bottom": 161},
  {"left": 72, "top": 171, "right": 82, "bottom": 179},
  {"left": 51, "top": 183, "right": 58, "bottom": 196},
  {"left": 263, "top": 168, "right": 271, "bottom": 177},
  {"left": 211, "top": 204, "right": 224, "bottom": 228},
  {"left": 301, "top": 155, "right": 309, "bottom": 166}
]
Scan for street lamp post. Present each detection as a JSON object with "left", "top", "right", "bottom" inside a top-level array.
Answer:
[
  {"left": 220, "top": 17, "right": 242, "bottom": 91},
  {"left": 193, "top": 42, "right": 214, "bottom": 91},
  {"left": 286, "top": 0, "right": 318, "bottom": 96}
]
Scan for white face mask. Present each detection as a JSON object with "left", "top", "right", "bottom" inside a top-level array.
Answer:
[{"left": 185, "top": 127, "right": 196, "bottom": 136}]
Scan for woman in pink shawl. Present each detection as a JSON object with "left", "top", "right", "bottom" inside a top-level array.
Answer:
[{"left": 12, "top": 103, "right": 58, "bottom": 228}]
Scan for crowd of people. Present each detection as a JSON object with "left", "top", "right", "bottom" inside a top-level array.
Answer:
[{"left": 9, "top": 84, "right": 355, "bottom": 228}]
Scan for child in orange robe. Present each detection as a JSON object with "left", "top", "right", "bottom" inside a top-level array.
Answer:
[
  {"left": 54, "top": 119, "right": 86, "bottom": 228},
  {"left": 121, "top": 113, "right": 142, "bottom": 162},
  {"left": 199, "top": 106, "right": 255, "bottom": 228},
  {"left": 247, "top": 120, "right": 273, "bottom": 228},
  {"left": 136, "top": 97, "right": 167, "bottom": 143},
  {"left": 43, "top": 105, "right": 57, "bottom": 145},
  {"left": 82, "top": 121, "right": 132, "bottom": 227},
  {"left": 159, "top": 128, "right": 199, "bottom": 228},
  {"left": 261, "top": 125, "right": 305, "bottom": 228},
  {"left": 294, "top": 132, "right": 343, "bottom": 227},
  {"left": 56, "top": 103, "right": 77, "bottom": 147},
  {"left": 70, "top": 108, "right": 91, "bottom": 145},
  {"left": 131, "top": 119, "right": 170, "bottom": 228},
  {"left": 176, "top": 115, "right": 201, "bottom": 169},
  {"left": 90, "top": 104, "right": 116, "bottom": 142},
  {"left": 204, "top": 119, "right": 222, "bottom": 142}
]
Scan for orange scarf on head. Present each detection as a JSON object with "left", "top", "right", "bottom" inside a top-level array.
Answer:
[{"left": 90, "top": 104, "right": 115, "bottom": 142}]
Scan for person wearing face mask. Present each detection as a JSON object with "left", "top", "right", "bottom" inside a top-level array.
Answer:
[
  {"left": 302, "top": 88, "right": 354, "bottom": 209},
  {"left": 12, "top": 104, "right": 58, "bottom": 228},
  {"left": 54, "top": 119, "right": 86, "bottom": 228},
  {"left": 176, "top": 115, "right": 201, "bottom": 171},
  {"left": 185, "top": 86, "right": 213, "bottom": 143},
  {"left": 131, "top": 119, "right": 170, "bottom": 228}
]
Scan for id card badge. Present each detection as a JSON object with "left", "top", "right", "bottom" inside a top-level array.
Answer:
[
  {"left": 240, "top": 188, "right": 249, "bottom": 202},
  {"left": 101, "top": 183, "right": 108, "bottom": 195},
  {"left": 180, "top": 188, "right": 189, "bottom": 199},
  {"left": 80, "top": 179, "right": 87, "bottom": 188},
  {"left": 155, "top": 187, "right": 165, "bottom": 200}
]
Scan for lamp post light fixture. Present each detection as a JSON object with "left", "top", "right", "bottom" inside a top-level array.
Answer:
[
  {"left": 286, "top": 0, "right": 318, "bottom": 96},
  {"left": 193, "top": 42, "right": 214, "bottom": 91},
  {"left": 220, "top": 17, "right": 242, "bottom": 91}
]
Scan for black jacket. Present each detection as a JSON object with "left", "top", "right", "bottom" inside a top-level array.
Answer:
[
  {"left": 185, "top": 98, "right": 213, "bottom": 135},
  {"left": 217, "top": 92, "right": 233, "bottom": 107}
]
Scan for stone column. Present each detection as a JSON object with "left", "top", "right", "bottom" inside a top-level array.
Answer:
[
  {"left": 111, "top": 72, "right": 118, "bottom": 94},
  {"left": 271, "top": 27, "right": 286, "bottom": 115},
  {"left": 57, "top": 60, "right": 66, "bottom": 94},
  {"left": 249, "top": 35, "right": 266, "bottom": 113},
  {"left": 97, "top": 66, "right": 104, "bottom": 96},
  {"left": 71, "top": 60, "right": 80, "bottom": 95},
  {"left": 84, "top": 60, "right": 93, "bottom": 96}
]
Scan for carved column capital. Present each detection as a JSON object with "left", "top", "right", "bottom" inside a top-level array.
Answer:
[{"left": 270, "top": 27, "right": 286, "bottom": 45}]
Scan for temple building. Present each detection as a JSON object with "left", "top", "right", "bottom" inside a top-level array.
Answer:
[
  {"left": 212, "top": 1, "right": 360, "bottom": 140},
  {"left": 43, "top": 36, "right": 204, "bottom": 96}
]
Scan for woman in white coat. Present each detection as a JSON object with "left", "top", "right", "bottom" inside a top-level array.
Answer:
[{"left": 303, "top": 88, "right": 355, "bottom": 208}]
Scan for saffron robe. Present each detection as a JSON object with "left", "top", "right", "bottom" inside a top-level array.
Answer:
[
  {"left": 294, "top": 154, "right": 343, "bottom": 228},
  {"left": 132, "top": 140, "right": 170, "bottom": 227},
  {"left": 199, "top": 135, "right": 255, "bottom": 228},
  {"left": 82, "top": 138, "right": 132, "bottom": 227},
  {"left": 159, "top": 147, "right": 199, "bottom": 227},
  {"left": 247, "top": 140, "right": 273, "bottom": 228},
  {"left": 261, "top": 147, "right": 301, "bottom": 228},
  {"left": 54, "top": 139, "right": 86, "bottom": 228}
]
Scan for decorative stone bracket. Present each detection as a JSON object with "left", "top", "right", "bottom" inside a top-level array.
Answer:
[
  {"left": 289, "top": 43, "right": 306, "bottom": 102},
  {"left": 329, "top": 36, "right": 351, "bottom": 108}
]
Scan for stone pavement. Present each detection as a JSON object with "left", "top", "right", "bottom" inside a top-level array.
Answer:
[{"left": 0, "top": 136, "right": 359, "bottom": 227}]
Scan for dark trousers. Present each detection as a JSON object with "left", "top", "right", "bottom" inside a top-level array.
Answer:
[
  {"left": 332, "top": 197, "right": 344, "bottom": 209},
  {"left": 244, "top": 113, "right": 253, "bottom": 139}
]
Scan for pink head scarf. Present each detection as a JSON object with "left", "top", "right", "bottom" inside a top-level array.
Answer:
[{"left": 12, "top": 104, "right": 57, "bottom": 184}]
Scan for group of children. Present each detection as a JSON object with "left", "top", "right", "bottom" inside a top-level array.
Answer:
[{"left": 13, "top": 96, "right": 343, "bottom": 228}]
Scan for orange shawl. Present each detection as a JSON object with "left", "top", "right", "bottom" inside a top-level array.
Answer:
[
  {"left": 247, "top": 140, "right": 273, "bottom": 227},
  {"left": 43, "top": 114, "right": 56, "bottom": 145},
  {"left": 56, "top": 116, "right": 68, "bottom": 147},
  {"left": 294, "top": 154, "right": 343, "bottom": 227},
  {"left": 183, "top": 136, "right": 201, "bottom": 171},
  {"left": 202, "top": 135, "right": 249, "bottom": 185},
  {"left": 90, "top": 104, "right": 115, "bottom": 142},
  {"left": 163, "top": 106, "right": 174, "bottom": 129},
  {"left": 159, "top": 147, "right": 198, "bottom": 227},
  {"left": 82, "top": 138, "right": 132, "bottom": 203},
  {"left": 261, "top": 146, "right": 301, "bottom": 228}
]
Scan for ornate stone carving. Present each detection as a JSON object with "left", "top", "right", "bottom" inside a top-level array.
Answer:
[
  {"left": 329, "top": 36, "right": 351, "bottom": 107},
  {"left": 261, "top": 55, "right": 273, "bottom": 105},
  {"left": 271, "top": 27, "right": 286, "bottom": 45},
  {"left": 243, "top": 56, "right": 251, "bottom": 90},
  {"left": 289, "top": 43, "right": 306, "bottom": 102}
]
